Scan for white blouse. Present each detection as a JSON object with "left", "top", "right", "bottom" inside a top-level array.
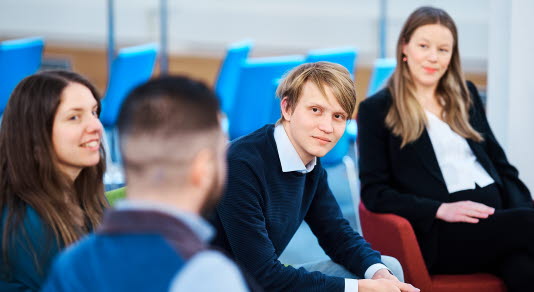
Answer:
[{"left": 425, "top": 110, "right": 494, "bottom": 194}]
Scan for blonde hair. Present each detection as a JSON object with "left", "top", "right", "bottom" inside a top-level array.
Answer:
[
  {"left": 386, "top": 6, "right": 482, "bottom": 147},
  {"left": 276, "top": 61, "right": 356, "bottom": 123}
]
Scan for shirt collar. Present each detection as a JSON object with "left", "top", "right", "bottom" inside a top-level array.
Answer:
[
  {"left": 114, "top": 199, "right": 214, "bottom": 242},
  {"left": 273, "top": 123, "right": 316, "bottom": 173}
]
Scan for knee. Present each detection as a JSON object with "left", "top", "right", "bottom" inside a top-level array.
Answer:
[{"left": 381, "top": 255, "right": 404, "bottom": 282}]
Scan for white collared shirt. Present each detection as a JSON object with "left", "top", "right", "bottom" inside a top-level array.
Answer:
[
  {"left": 273, "top": 124, "right": 316, "bottom": 173},
  {"left": 273, "top": 124, "right": 389, "bottom": 291},
  {"left": 425, "top": 111, "right": 494, "bottom": 193}
]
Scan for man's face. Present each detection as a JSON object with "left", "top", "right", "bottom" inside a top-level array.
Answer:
[{"left": 281, "top": 82, "right": 348, "bottom": 165}]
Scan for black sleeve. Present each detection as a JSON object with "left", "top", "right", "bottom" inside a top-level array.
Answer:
[
  {"left": 216, "top": 159, "right": 345, "bottom": 292},
  {"left": 467, "top": 82, "right": 533, "bottom": 208},
  {"left": 357, "top": 95, "right": 442, "bottom": 233},
  {"left": 305, "top": 166, "right": 382, "bottom": 278}
]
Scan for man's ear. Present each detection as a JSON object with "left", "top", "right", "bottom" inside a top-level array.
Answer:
[
  {"left": 281, "top": 97, "right": 292, "bottom": 122},
  {"left": 189, "top": 149, "right": 214, "bottom": 189}
]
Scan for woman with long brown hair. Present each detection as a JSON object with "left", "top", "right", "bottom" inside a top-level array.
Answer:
[
  {"left": 358, "top": 6, "right": 534, "bottom": 291},
  {"left": 0, "top": 70, "right": 108, "bottom": 291}
]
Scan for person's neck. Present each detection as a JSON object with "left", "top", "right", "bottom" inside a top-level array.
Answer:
[
  {"left": 126, "top": 185, "right": 203, "bottom": 215},
  {"left": 414, "top": 85, "right": 438, "bottom": 103},
  {"left": 58, "top": 166, "right": 81, "bottom": 183}
]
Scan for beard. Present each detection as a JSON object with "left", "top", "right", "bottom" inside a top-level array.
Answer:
[{"left": 200, "top": 166, "right": 224, "bottom": 218}]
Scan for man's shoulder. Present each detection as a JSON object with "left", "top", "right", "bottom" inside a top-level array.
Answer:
[
  {"left": 49, "top": 232, "right": 187, "bottom": 285},
  {"left": 51, "top": 234, "right": 99, "bottom": 267},
  {"left": 54, "top": 233, "right": 180, "bottom": 266},
  {"left": 169, "top": 250, "right": 248, "bottom": 292},
  {"left": 228, "top": 125, "right": 276, "bottom": 166},
  {"left": 44, "top": 233, "right": 188, "bottom": 292},
  {"left": 186, "top": 250, "right": 239, "bottom": 270}
]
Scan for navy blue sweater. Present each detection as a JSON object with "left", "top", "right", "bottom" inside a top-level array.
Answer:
[{"left": 212, "top": 124, "right": 382, "bottom": 291}]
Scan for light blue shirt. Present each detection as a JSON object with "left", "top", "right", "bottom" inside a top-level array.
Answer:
[
  {"left": 273, "top": 123, "right": 317, "bottom": 173},
  {"left": 115, "top": 200, "right": 248, "bottom": 292},
  {"left": 273, "top": 124, "right": 389, "bottom": 292}
]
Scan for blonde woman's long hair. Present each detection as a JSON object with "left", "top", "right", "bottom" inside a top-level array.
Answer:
[{"left": 386, "top": 6, "right": 483, "bottom": 147}]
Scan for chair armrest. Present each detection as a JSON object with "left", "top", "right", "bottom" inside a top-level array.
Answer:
[{"left": 359, "top": 203, "right": 431, "bottom": 290}]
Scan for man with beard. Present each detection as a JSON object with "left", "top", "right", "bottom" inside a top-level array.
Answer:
[{"left": 42, "top": 76, "right": 249, "bottom": 292}]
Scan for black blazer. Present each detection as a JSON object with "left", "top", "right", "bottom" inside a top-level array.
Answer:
[{"left": 357, "top": 82, "right": 532, "bottom": 266}]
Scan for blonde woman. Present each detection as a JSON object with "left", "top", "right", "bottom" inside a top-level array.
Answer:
[{"left": 358, "top": 6, "right": 533, "bottom": 292}]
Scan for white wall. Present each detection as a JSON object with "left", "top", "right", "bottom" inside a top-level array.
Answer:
[
  {"left": 0, "top": 0, "right": 488, "bottom": 69},
  {"left": 487, "top": 0, "right": 534, "bottom": 195}
]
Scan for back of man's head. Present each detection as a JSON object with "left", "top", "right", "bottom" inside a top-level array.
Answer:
[{"left": 117, "top": 76, "right": 225, "bottom": 212}]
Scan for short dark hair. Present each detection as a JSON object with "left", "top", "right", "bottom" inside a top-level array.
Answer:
[
  {"left": 118, "top": 75, "right": 220, "bottom": 139},
  {"left": 117, "top": 75, "right": 221, "bottom": 181}
]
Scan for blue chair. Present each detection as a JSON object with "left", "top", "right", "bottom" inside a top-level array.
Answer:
[
  {"left": 367, "top": 58, "right": 396, "bottom": 97},
  {"left": 305, "top": 47, "right": 358, "bottom": 76},
  {"left": 228, "top": 55, "right": 305, "bottom": 140},
  {"left": 0, "top": 37, "right": 44, "bottom": 114},
  {"left": 215, "top": 40, "right": 253, "bottom": 115},
  {"left": 320, "top": 121, "right": 361, "bottom": 233},
  {"left": 100, "top": 43, "right": 158, "bottom": 162}
]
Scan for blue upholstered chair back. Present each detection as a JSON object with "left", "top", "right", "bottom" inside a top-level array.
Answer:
[
  {"left": 0, "top": 37, "right": 44, "bottom": 114},
  {"left": 100, "top": 43, "right": 158, "bottom": 128},
  {"left": 215, "top": 40, "right": 253, "bottom": 115},
  {"left": 305, "top": 47, "right": 358, "bottom": 76},
  {"left": 367, "top": 58, "right": 396, "bottom": 97},
  {"left": 228, "top": 55, "right": 305, "bottom": 140}
]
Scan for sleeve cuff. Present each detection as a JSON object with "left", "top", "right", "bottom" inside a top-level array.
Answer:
[
  {"left": 345, "top": 278, "right": 359, "bottom": 292},
  {"left": 364, "top": 263, "right": 389, "bottom": 279}
]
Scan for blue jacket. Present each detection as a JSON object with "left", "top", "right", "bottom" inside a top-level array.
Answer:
[{"left": 42, "top": 208, "right": 249, "bottom": 292}]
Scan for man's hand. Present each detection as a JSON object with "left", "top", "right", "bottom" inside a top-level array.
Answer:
[
  {"left": 358, "top": 278, "right": 419, "bottom": 292},
  {"left": 371, "top": 268, "right": 397, "bottom": 281},
  {"left": 359, "top": 268, "right": 420, "bottom": 292},
  {"left": 436, "top": 200, "right": 495, "bottom": 223}
]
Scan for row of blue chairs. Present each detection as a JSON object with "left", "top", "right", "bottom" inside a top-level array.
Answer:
[
  {"left": 0, "top": 37, "right": 159, "bottom": 167},
  {"left": 0, "top": 38, "right": 395, "bottom": 198}
]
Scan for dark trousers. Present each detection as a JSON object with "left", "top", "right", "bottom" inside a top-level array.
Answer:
[{"left": 430, "top": 184, "right": 534, "bottom": 292}]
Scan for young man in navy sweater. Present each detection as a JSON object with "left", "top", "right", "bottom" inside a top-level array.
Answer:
[
  {"left": 41, "top": 76, "right": 250, "bottom": 292},
  {"left": 212, "top": 62, "right": 419, "bottom": 292}
]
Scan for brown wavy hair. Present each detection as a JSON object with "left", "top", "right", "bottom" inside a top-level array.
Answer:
[
  {"left": 0, "top": 70, "right": 108, "bottom": 272},
  {"left": 386, "top": 6, "right": 482, "bottom": 147}
]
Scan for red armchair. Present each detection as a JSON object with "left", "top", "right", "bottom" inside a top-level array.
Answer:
[{"left": 359, "top": 203, "right": 506, "bottom": 292}]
